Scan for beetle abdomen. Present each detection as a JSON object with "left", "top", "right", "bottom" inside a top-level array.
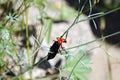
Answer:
[{"left": 47, "top": 41, "right": 60, "bottom": 60}]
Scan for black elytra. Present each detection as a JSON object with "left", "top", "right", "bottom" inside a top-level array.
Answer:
[{"left": 47, "top": 41, "right": 61, "bottom": 60}]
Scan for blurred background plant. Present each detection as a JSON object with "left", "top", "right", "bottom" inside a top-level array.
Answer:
[
  {"left": 0, "top": 0, "right": 120, "bottom": 80},
  {"left": 0, "top": 0, "right": 78, "bottom": 79},
  {"left": 66, "top": 0, "right": 120, "bottom": 45}
]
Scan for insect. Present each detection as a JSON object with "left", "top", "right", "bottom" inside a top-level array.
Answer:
[{"left": 47, "top": 37, "right": 66, "bottom": 60}]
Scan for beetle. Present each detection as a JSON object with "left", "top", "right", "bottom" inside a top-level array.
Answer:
[{"left": 47, "top": 37, "right": 66, "bottom": 60}]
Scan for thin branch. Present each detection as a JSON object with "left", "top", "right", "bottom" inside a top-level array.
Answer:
[
  {"left": 66, "top": 31, "right": 120, "bottom": 50},
  {"left": 68, "top": 53, "right": 86, "bottom": 80}
]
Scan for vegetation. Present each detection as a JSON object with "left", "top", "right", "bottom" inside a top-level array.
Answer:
[{"left": 0, "top": 0, "right": 120, "bottom": 80}]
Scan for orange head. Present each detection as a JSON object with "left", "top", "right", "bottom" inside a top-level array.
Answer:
[{"left": 56, "top": 37, "right": 66, "bottom": 45}]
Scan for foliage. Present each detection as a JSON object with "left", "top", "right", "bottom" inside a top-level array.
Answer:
[
  {"left": 0, "top": 0, "right": 87, "bottom": 79},
  {"left": 0, "top": 27, "right": 15, "bottom": 70},
  {"left": 0, "top": 0, "right": 120, "bottom": 80},
  {"left": 62, "top": 47, "right": 91, "bottom": 80}
]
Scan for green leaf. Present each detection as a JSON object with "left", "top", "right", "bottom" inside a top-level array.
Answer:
[
  {"left": 0, "top": 58, "right": 5, "bottom": 68},
  {"left": 76, "top": 73, "right": 88, "bottom": 80},
  {"left": 63, "top": 48, "right": 91, "bottom": 80},
  {"left": 45, "top": 19, "right": 53, "bottom": 43},
  {"left": 0, "top": 28, "right": 10, "bottom": 41},
  {"left": 74, "top": 67, "right": 92, "bottom": 73}
]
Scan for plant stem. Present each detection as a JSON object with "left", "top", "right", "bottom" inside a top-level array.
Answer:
[
  {"left": 60, "top": 5, "right": 120, "bottom": 39},
  {"left": 66, "top": 31, "right": 120, "bottom": 50},
  {"left": 77, "top": 7, "right": 120, "bottom": 24},
  {"left": 10, "top": 56, "right": 48, "bottom": 80},
  {"left": 68, "top": 53, "right": 86, "bottom": 80},
  {"left": 103, "top": 47, "right": 113, "bottom": 80},
  {"left": 60, "top": 0, "right": 87, "bottom": 38},
  {"left": 107, "top": 52, "right": 113, "bottom": 80}
]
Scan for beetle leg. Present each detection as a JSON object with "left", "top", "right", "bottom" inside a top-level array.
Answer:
[{"left": 60, "top": 44, "right": 64, "bottom": 49}]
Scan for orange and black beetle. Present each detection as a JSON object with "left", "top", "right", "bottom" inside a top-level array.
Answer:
[{"left": 47, "top": 37, "right": 66, "bottom": 60}]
